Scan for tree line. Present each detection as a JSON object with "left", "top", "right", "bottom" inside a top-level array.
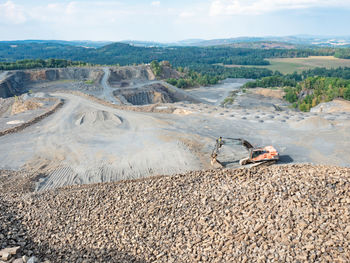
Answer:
[
  {"left": 165, "top": 64, "right": 274, "bottom": 89},
  {"left": 0, "top": 59, "right": 92, "bottom": 70}
]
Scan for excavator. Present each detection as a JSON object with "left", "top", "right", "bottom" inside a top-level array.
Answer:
[{"left": 211, "top": 137, "right": 279, "bottom": 168}]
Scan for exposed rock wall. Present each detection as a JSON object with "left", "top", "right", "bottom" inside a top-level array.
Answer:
[
  {"left": 0, "top": 72, "right": 27, "bottom": 98},
  {"left": 108, "top": 65, "right": 155, "bottom": 85},
  {"left": 158, "top": 63, "right": 183, "bottom": 79},
  {"left": 113, "top": 82, "right": 202, "bottom": 105},
  {"left": 27, "top": 68, "right": 103, "bottom": 82},
  {"left": 113, "top": 83, "right": 175, "bottom": 105},
  {"left": 0, "top": 68, "right": 104, "bottom": 98}
]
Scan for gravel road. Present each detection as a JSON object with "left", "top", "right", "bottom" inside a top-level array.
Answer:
[
  {"left": 101, "top": 67, "right": 121, "bottom": 105},
  {"left": 186, "top": 78, "right": 250, "bottom": 105}
]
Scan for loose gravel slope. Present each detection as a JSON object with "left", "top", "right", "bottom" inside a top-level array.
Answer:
[{"left": 1, "top": 164, "right": 350, "bottom": 262}]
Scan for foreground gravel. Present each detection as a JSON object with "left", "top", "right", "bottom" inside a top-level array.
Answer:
[{"left": 1, "top": 164, "right": 350, "bottom": 262}]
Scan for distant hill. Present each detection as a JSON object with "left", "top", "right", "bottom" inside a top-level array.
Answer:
[
  {"left": 0, "top": 40, "right": 339, "bottom": 66},
  {"left": 2, "top": 36, "right": 350, "bottom": 50},
  {"left": 122, "top": 36, "right": 350, "bottom": 47},
  {"left": 224, "top": 41, "right": 296, "bottom": 49},
  {"left": 180, "top": 36, "right": 350, "bottom": 47},
  {"left": 0, "top": 40, "right": 112, "bottom": 48}
]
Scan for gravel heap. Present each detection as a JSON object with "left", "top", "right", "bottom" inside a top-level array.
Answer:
[{"left": 1, "top": 164, "right": 350, "bottom": 262}]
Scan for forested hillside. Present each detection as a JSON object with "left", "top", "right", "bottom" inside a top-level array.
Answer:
[
  {"left": 0, "top": 42, "right": 336, "bottom": 67},
  {"left": 0, "top": 59, "right": 91, "bottom": 70}
]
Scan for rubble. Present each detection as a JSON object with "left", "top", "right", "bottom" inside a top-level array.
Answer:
[{"left": 0, "top": 164, "right": 350, "bottom": 262}]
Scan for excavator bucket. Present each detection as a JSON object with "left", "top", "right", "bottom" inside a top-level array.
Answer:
[{"left": 211, "top": 157, "right": 224, "bottom": 168}]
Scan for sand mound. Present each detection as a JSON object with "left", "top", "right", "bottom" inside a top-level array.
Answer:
[
  {"left": 75, "top": 110, "right": 122, "bottom": 126},
  {"left": 11, "top": 98, "right": 43, "bottom": 115},
  {"left": 311, "top": 98, "right": 350, "bottom": 113},
  {"left": 173, "top": 108, "right": 193, "bottom": 115},
  {"left": 251, "top": 88, "right": 285, "bottom": 99},
  {"left": 291, "top": 116, "right": 334, "bottom": 130},
  {"left": 1, "top": 165, "right": 350, "bottom": 262}
]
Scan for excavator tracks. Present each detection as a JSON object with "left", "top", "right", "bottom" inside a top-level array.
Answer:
[{"left": 246, "top": 160, "right": 277, "bottom": 168}]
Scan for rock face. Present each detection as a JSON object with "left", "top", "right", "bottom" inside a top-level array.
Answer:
[
  {"left": 113, "top": 83, "right": 176, "bottom": 105},
  {"left": 0, "top": 71, "right": 27, "bottom": 98},
  {"left": 1, "top": 164, "right": 350, "bottom": 262},
  {"left": 158, "top": 62, "right": 182, "bottom": 79},
  {"left": 113, "top": 82, "right": 202, "bottom": 105},
  {"left": 108, "top": 65, "right": 155, "bottom": 85},
  {"left": 0, "top": 68, "right": 104, "bottom": 98},
  {"left": 28, "top": 68, "right": 103, "bottom": 83}
]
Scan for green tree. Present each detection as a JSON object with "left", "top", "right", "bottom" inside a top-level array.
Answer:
[
  {"left": 150, "top": 60, "right": 162, "bottom": 77},
  {"left": 344, "top": 87, "right": 350, "bottom": 100}
]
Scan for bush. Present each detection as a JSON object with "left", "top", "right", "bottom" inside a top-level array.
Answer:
[
  {"left": 344, "top": 87, "right": 350, "bottom": 100},
  {"left": 150, "top": 60, "right": 162, "bottom": 77},
  {"left": 284, "top": 88, "right": 298, "bottom": 103},
  {"left": 85, "top": 80, "right": 94, "bottom": 85}
]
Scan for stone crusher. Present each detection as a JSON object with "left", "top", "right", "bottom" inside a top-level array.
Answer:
[{"left": 210, "top": 137, "right": 279, "bottom": 168}]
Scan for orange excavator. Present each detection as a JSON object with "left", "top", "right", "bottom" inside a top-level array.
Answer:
[{"left": 211, "top": 137, "right": 279, "bottom": 168}]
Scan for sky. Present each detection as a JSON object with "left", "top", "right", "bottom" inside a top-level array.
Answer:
[{"left": 0, "top": 0, "right": 350, "bottom": 42}]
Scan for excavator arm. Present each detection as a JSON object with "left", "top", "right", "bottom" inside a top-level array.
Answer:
[
  {"left": 210, "top": 137, "right": 254, "bottom": 167},
  {"left": 212, "top": 137, "right": 253, "bottom": 154},
  {"left": 210, "top": 137, "right": 278, "bottom": 168}
]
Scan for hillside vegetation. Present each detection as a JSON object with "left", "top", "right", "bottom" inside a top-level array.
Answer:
[
  {"left": 244, "top": 67, "right": 350, "bottom": 111},
  {"left": 148, "top": 60, "right": 273, "bottom": 89},
  {"left": 0, "top": 59, "right": 91, "bottom": 70}
]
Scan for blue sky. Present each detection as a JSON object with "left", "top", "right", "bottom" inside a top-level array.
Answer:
[{"left": 0, "top": 0, "right": 350, "bottom": 41}]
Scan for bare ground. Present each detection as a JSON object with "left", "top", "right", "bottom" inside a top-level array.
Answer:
[{"left": 1, "top": 67, "right": 350, "bottom": 191}]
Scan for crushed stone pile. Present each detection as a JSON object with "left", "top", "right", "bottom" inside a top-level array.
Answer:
[
  {"left": 311, "top": 98, "right": 350, "bottom": 113},
  {"left": 11, "top": 99, "right": 43, "bottom": 115},
  {"left": 1, "top": 164, "right": 350, "bottom": 262},
  {"left": 75, "top": 110, "right": 122, "bottom": 127}
]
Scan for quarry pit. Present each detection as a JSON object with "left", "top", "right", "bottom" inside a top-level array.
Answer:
[
  {"left": 1, "top": 65, "right": 350, "bottom": 190},
  {"left": 1, "top": 65, "right": 350, "bottom": 262}
]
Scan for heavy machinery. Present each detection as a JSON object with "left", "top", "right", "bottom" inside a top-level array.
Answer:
[{"left": 211, "top": 137, "right": 279, "bottom": 168}]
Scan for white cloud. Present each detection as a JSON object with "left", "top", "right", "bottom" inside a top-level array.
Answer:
[
  {"left": 179, "top": 11, "right": 196, "bottom": 18},
  {"left": 65, "top": 2, "right": 78, "bottom": 15},
  {"left": 209, "top": 0, "right": 350, "bottom": 16},
  {"left": 0, "top": 1, "right": 27, "bottom": 24},
  {"left": 22, "top": 1, "right": 131, "bottom": 26},
  {"left": 151, "top": 1, "right": 161, "bottom": 6}
]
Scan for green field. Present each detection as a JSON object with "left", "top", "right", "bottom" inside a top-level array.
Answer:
[{"left": 226, "top": 56, "right": 350, "bottom": 74}]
